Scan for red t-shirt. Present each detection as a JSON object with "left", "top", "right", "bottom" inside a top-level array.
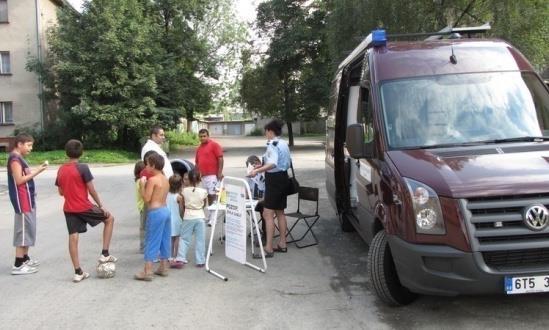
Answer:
[
  {"left": 195, "top": 140, "right": 223, "bottom": 176},
  {"left": 55, "top": 162, "right": 94, "bottom": 212},
  {"left": 139, "top": 168, "right": 154, "bottom": 179}
]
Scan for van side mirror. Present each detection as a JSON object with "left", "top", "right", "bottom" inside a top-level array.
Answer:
[{"left": 346, "top": 124, "right": 373, "bottom": 159}]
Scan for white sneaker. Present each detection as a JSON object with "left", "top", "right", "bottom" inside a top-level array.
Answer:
[
  {"left": 11, "top": 264, "right": 38, "bottom": 275},
  {"left": 25, "top": 258, "right": 40, "bottom": 267},
  {"left": 73, "top": 272, "right": 90, "bottom": 283},
  {"left": 98, "top": 254, "right": 118, "bottom": 263}
]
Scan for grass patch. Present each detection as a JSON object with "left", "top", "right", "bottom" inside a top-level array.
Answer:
[{"left": 0, "top": 149, "right": 138, "bottom": 166}]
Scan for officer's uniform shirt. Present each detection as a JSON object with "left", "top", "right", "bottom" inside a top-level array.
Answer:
[{"left": 264, "top": 137, "right": 290, "bottom": 173}]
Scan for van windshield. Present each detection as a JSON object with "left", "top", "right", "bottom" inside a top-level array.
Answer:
[{"left": 380, "top": 72, "right": 549, "bottom": 149}]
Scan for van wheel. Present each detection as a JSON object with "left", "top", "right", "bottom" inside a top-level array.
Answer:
[
  {"left": 367, "top": 230, "right": 417, "bottom": 306},
  {"left": 339, "top": 212, "right": 355, "bottom": 232}
]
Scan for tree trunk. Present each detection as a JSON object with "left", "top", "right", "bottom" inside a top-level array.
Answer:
[
  {"left": 282, "top": 75, "right": 294, "bottom": 147},
  {"left": 286, "top": 120, "right": 294, "bottom": 147},
  {"left": 186, "top": 109, "right": 194, "bottom": 133}
]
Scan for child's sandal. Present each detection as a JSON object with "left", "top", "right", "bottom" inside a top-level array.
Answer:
[
  {"left": 134, "top": 272, "right": 153, "bottom": 281},
  {"left": 154, "top": 269, "right": 169, "bottom": 277}
]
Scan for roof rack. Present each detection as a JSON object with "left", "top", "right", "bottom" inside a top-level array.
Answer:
[
  {"left": 338, "top": 23, "right": 491, "bottom": 70},
  {"left": 423, "top": 23, "right": 491, "bottom": 40},
  {"left": 338, "top": 34, "right": 373, "bottom": 70}
]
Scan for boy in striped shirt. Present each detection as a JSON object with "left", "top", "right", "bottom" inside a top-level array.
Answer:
[{"left": 7, "top": 133, "right": 48, "bottom": 275}]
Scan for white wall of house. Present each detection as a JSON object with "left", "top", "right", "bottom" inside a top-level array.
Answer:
[{"left": 0, "top": 0, "right": 61, "bottom": 138}]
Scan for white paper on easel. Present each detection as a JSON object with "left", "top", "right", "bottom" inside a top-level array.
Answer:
[{"left": 224, "top": 183, "right": 247, "bottom": 264}]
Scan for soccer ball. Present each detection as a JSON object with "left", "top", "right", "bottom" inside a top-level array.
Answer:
[{"left": 96, "top": 262, "right": 116, "bottom": 278}]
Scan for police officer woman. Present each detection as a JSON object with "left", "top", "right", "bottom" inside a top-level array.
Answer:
[{"left": 248, "top": 119, "right": 291, "bottom": 258}]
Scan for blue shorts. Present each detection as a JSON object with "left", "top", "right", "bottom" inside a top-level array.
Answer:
[{"left": 144, "top": 207, "right": 171, "bottom": 262}]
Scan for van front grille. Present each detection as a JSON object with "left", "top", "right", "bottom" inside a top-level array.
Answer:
[
  {"left": 483, "top": 248, "right": 549, "bottom": 270},
  {"left": 462, "top": 194, "right": 549, "bottom": 269}
]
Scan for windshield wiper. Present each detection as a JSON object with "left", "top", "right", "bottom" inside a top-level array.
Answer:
[
  {"left": 398, "top": 137, "right": 549, "bottom": 150},
  {"left": 485, "top": 136, "right": 549, "bottom": 144},
  {"left": 417, "top": 141, "right": 488, "bottom": 149}
]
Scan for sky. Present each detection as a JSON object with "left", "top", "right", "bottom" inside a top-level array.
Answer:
[{"left": 65, "top": 0, "right": 259, "bottom": 23}]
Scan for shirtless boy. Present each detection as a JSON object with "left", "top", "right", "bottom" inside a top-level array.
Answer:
[{"left": 135, "top": 153, "right": 171, "bottom": 281}]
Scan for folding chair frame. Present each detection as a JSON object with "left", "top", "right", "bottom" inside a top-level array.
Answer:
[{"left": 285, "top": 186, "right": 320, "bottom": 248}]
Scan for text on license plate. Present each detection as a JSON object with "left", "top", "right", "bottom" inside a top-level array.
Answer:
[{"left": 505, "top": 275, "right": 549, "bottom": 294}]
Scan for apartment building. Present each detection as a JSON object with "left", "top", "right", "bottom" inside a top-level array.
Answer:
[{"left": 0, "top": 0, "right": 73, "bottom": 143}]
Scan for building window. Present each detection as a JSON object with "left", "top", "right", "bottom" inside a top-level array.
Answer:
[
  {"left": 0, "top": 52, "right": 10, "bottom": 74},
  {"left": 0, "top": 0, "right": 8, "bottom": 23},
  {"left": 0, "top": 102, "right": 13, "bottom": 124}
]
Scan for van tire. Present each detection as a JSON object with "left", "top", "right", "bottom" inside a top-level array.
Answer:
[
  {"left": 339, "top": 212, "right": 355, "bottom": 232},
  {"left": 367, "top": 230, "right": 417, "bottom": 306}
]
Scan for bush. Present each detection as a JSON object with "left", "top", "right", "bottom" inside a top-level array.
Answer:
[
  {"left": 165, "top": 130, "right": 199, "bottom": 146},
  {"left": 14, "top": 121, "right": 70, "bottom": 151},
  {"left": 248, "top": 127, "right": 263, "bottom": 136}
]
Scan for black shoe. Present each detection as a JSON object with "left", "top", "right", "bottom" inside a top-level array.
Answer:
[
  {"left": 273, "top": 246, "right": 287, "bottom": 253},
  {"left": 252, "top": 251, "right": 274, "bottom": 259}
]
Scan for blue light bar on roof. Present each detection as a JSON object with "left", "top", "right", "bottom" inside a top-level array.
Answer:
[{"left": 372, "top": 29, "right": 387, "bottom": 47}]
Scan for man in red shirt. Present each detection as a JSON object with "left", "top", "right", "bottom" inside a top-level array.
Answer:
[
  {"left": 194, "top": 129, "right": 224, "bottom": 224},
  {"left": 56, "top": 139, "right": 116, "bottom": 283}
]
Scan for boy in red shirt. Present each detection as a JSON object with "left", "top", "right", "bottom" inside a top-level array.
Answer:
[{"left": 55, "top": 139, "right": 116, "bottom": 282}]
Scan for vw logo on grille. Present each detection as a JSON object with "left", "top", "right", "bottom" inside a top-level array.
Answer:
[{"left": 523, "top": 204, "right": 549, "bottom": 231}]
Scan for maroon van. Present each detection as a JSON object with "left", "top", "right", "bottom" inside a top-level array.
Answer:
[{"left": 325, "top": 24, "right": 549, "bottom": 305}]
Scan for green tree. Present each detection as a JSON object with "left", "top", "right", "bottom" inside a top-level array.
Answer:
[
  {"left": 241, "top": 0, "right": 330, "bottom": 146},
  {"left": 323, "top": 0, "right": 548, "bottom": 73},
  {"left": 196, "top": 0, "right": 249, "bottom": 118},
  {"left": 240, "top": 64, "right": 284, "bottom": 118},
  {"left": 29, "top": 0, "right": 239, "bottom": 148},
  {"left": 147, "top": 0, "right": 212, "bottom": 128},
  {"left": 30, "top": 0, "right": 159, "bottom": 149}
]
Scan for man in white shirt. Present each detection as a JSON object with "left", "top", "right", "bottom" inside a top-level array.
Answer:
[{"left": 141, "top": 127, "right": 174, "bottom": 177}]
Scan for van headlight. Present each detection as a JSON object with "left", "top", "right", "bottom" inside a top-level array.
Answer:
[{"left": 404, "top": 178, "right": 445, "bottom": 235}]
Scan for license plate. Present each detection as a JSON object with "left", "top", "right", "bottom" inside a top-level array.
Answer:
[{"left": 505, "top": 275, "right": 549, "bottom": 294}]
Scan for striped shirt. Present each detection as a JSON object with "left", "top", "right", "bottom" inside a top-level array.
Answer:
[{"left": 7, "top": 152, "right": 35, "bottom": 214}]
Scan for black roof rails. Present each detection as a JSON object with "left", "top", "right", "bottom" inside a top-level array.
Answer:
[
  {"left": 391, "top": 23, "right": 491, "bottom": 40},
  {"left": 338, "top": 23, "right": 491, "bottom": 71}
]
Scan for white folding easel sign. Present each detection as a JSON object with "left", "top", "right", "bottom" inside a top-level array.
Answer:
[
  {"left": 224, "top": 182, "right": 246, "bottom": 264},
  {"left": 206, "top": 176, "right": 267, "bottom": 281}
]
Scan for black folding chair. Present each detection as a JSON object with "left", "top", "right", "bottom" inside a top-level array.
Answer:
[{"left": 285, "top": 186, "right": 320, "bottom": 248}]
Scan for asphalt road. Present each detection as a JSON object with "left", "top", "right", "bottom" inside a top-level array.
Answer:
[{"left": 1, "top": 136, "right": 549, "bottom": 329}]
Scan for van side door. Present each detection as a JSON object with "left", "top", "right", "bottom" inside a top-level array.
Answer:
[
  {"left": 325, "top": 73, "right": 342, "bottom": 209},
  {"left": 353, "top": 85, "right": 378, "bottom": 239}
]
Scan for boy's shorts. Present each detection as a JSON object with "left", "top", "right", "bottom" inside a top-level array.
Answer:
[
  {"left": 202, "top": 175, "right": 218, "bottom": 195},
  {"left": 13, "top": 209, "right": 37, "bottom": 247},
  {"left": 65, "top": 206, "right": 108, "bottom": 234}
]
